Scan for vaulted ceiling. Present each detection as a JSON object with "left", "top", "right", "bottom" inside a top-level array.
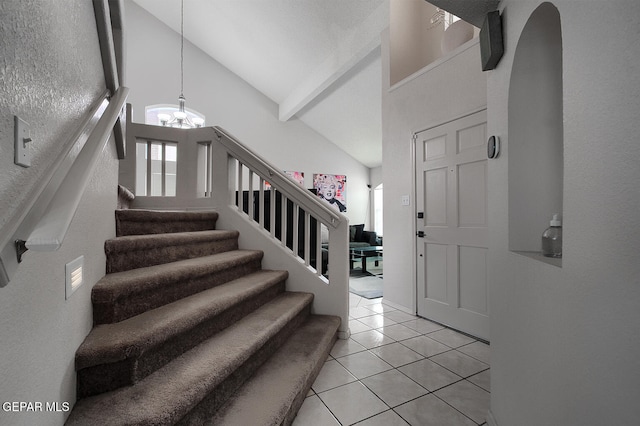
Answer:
[
  {"left": 130, "top": 0, "right": 498, "bottom": 169},
  {"left": 132, "top": 0, "right": 388, "bottom": 168}
]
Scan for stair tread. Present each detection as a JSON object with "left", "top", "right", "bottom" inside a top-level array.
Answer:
[
  {"left": 66, "top": 292, "right": 314, "bottom": 426},
  {"left": 207, "top": 315, "right": 340, "bottom": 426},
  {"left": 93, "top": 250, "right": 264, "bottom": 303},
  {"left": 115, "top": 209, "right": 218, "bottom": 222},
  {"left": 116, "top": 209, "right": 218, "bottom": 223},
  {"left": 104, "top": 229, "right": 241, "bottom": 273},
  {"left": 105, "top": 229, "right": 239, "bottom": 252},
  {"left": 76, "top": 270, "right": 289, "bottom": 370}
]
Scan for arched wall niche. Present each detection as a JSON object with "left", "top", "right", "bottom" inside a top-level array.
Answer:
[{"left": 508, "top": 2, "right": 564, "bottom": 265}]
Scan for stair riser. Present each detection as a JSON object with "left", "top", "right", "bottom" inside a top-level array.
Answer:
[
  {"left": 115, "top": 210, "right": 219, "bottom": 237},
  {"left": 93, "top": 259, "right": 263, "bottom": 324},
  {"left": 175, "top": 305, "right": 311, "bottom": 425},
  {"left": 105, "top": 238, "right": 239, "bottom": 274},
  {"left": 281, "top": 333, "right": 338, "bottom": 426},
  {"left": 116, "top": 220, "right": 217, "bottom": 236},
  {"left": 77, "top": 280, "right": 286, "bottom": 399},
  {"left": 211, "top": 316, "right": 340, "bottom": 426}
]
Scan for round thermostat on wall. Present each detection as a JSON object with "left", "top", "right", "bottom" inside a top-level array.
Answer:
[{"left": 487, "top": 136, "right": 500, "bottom": 159}]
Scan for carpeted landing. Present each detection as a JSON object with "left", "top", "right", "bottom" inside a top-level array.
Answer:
[{"left": 66, "top": 209, "right": 340, "bottom": 425}]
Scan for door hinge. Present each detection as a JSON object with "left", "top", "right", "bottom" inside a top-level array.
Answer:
[{"left": 416, "top": 231, "right": 425, "bottom": 238}]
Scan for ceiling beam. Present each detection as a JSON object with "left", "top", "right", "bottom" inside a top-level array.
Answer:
[
  {"left": 425, "top": 0, "right": 500, "bottom": 28},
  {"left": 278, "top": 3, "right": 388, "bottom": 122}
]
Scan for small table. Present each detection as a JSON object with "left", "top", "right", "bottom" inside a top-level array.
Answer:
[{"left": 350, "top": 246, "right": 383, "bottom": 273}]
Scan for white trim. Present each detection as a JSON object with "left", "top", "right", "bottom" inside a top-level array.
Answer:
[
  {"left": 337, "top": 329, "right": 351, "bottom": 340},
  {"left": 381, "top": 298, "right": 416, "bottom": 315},
  {"left": 486, "top": 409, "right": 498, "bottom": 426},
  {"left": 413, "top": 106, "right": 487, "bottom": 137},
  {"left": 411, "top": 133, "right": 418, "bottom": 314},
  {"left": 389, "top": 37, "right": 480, "bottom": 93}
]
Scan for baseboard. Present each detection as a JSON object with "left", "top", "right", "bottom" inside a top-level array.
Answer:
[
  {"left": 486, "top": 409, "right": 498, "bottom": 426},
  {"left": 381, "top": 298, "right": 415, "bottom": 315},
  {"left": 338, "top": 329, "right": 351, "bottom": 340}
]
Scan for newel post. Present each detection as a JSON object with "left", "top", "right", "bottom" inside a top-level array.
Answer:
[
  {"left": 209, "top": 131, "right": 234, "bottom": 207},
  {"left": 327, "top": 217, "right": 350, "bottom": 339}
]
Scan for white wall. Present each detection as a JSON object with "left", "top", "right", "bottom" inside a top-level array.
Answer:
[
  {"left": 382, "top": 28, "right": 487, "bottom": 312},
  {"left": 367, "top": 166, "right": 383, "bottom": 230},
  {"left": 0, "top": 2, "right": 118, "bottom": 424},
  {"left": 488, "top": 1, "right": 640, "bottom": 424},
  {"left": 125, "top": 2, "right": 372, "bottom": 227},
  {"left": 370, "top": 165, "right": 383, "bottom": 190},
  {"left": 389, "top": 0, "right": 444, "bottom": 85}
]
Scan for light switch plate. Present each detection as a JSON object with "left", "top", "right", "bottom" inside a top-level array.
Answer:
[
  {"left": 14, "top": 115, "right": 31, "bottom": 167},
  {"left": 401, "top": 195, "right": 410, "bottom": 206}
]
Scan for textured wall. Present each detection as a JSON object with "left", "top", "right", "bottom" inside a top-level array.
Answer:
[
  {"left": 487, "top": 1, "right": 640, "bottom": 424},
  {"left": 0, "top": 1, "right": 116, "bottom": 425},
  {"left": 0, "top": 0, "right": 105, "bottom": 229}
]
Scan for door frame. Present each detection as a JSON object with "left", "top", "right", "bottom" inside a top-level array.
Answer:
[{"left": 411, "top": 106, "right": 488, "bottom": 320}]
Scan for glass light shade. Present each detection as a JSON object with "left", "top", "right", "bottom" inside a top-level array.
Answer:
[
  {"left": 173, "top": 111, "right": 187, "bottom": 120},
  {"left": 192, "top": 117, "right": 205, "bottom": 127},
  {"left": 157, "top": 113, "right": 171, "bottom": 125}
]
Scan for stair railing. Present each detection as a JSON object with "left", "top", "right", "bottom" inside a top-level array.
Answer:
[{"left": 123, "top": 113, "right": 350, "bottom": 338}]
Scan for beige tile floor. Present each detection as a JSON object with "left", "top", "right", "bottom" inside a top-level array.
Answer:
[{"left": 293, "top": 292, "right": 490, "bottom": 426}]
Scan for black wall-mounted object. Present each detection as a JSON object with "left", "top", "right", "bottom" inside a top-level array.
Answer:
[
  {"left": 480, "top": 10, "right": 504, "bottom": 71},
  {"left": 487, "top": 136, "right": 500, "bottom": 159}
]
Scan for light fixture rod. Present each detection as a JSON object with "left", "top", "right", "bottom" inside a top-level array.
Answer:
[
  {"left": 180, "top": 0, "right": 184, "bottom": 99},
  {"left": 158, "top": 0, "right": 204, "bottom": 129}
]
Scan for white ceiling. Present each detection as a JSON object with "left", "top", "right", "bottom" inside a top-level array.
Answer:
[{"left": 131, "top": 0, "right": 389, "bottom": 168}]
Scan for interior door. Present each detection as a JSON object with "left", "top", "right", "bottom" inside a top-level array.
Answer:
[{"left": 415, "top": 110, "right": 489, "bottom": 341}]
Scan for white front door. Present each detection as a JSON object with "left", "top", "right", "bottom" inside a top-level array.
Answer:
[{"left": 415, "top": 110, "right": 489, "bottom": 341}]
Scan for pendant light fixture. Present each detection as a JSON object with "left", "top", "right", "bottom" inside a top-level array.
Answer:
[{"left": 158, "top": 0, "right": 204, "bottom": 128}]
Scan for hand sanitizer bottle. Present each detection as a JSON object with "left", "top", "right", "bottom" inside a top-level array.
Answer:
[{"left": 541, "top": 214, "right": 562, "bottom": 258}]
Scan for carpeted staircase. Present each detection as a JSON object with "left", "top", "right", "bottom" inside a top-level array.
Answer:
[{"left": 66, "top": 209, "right": 340, "bottom": 425}]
